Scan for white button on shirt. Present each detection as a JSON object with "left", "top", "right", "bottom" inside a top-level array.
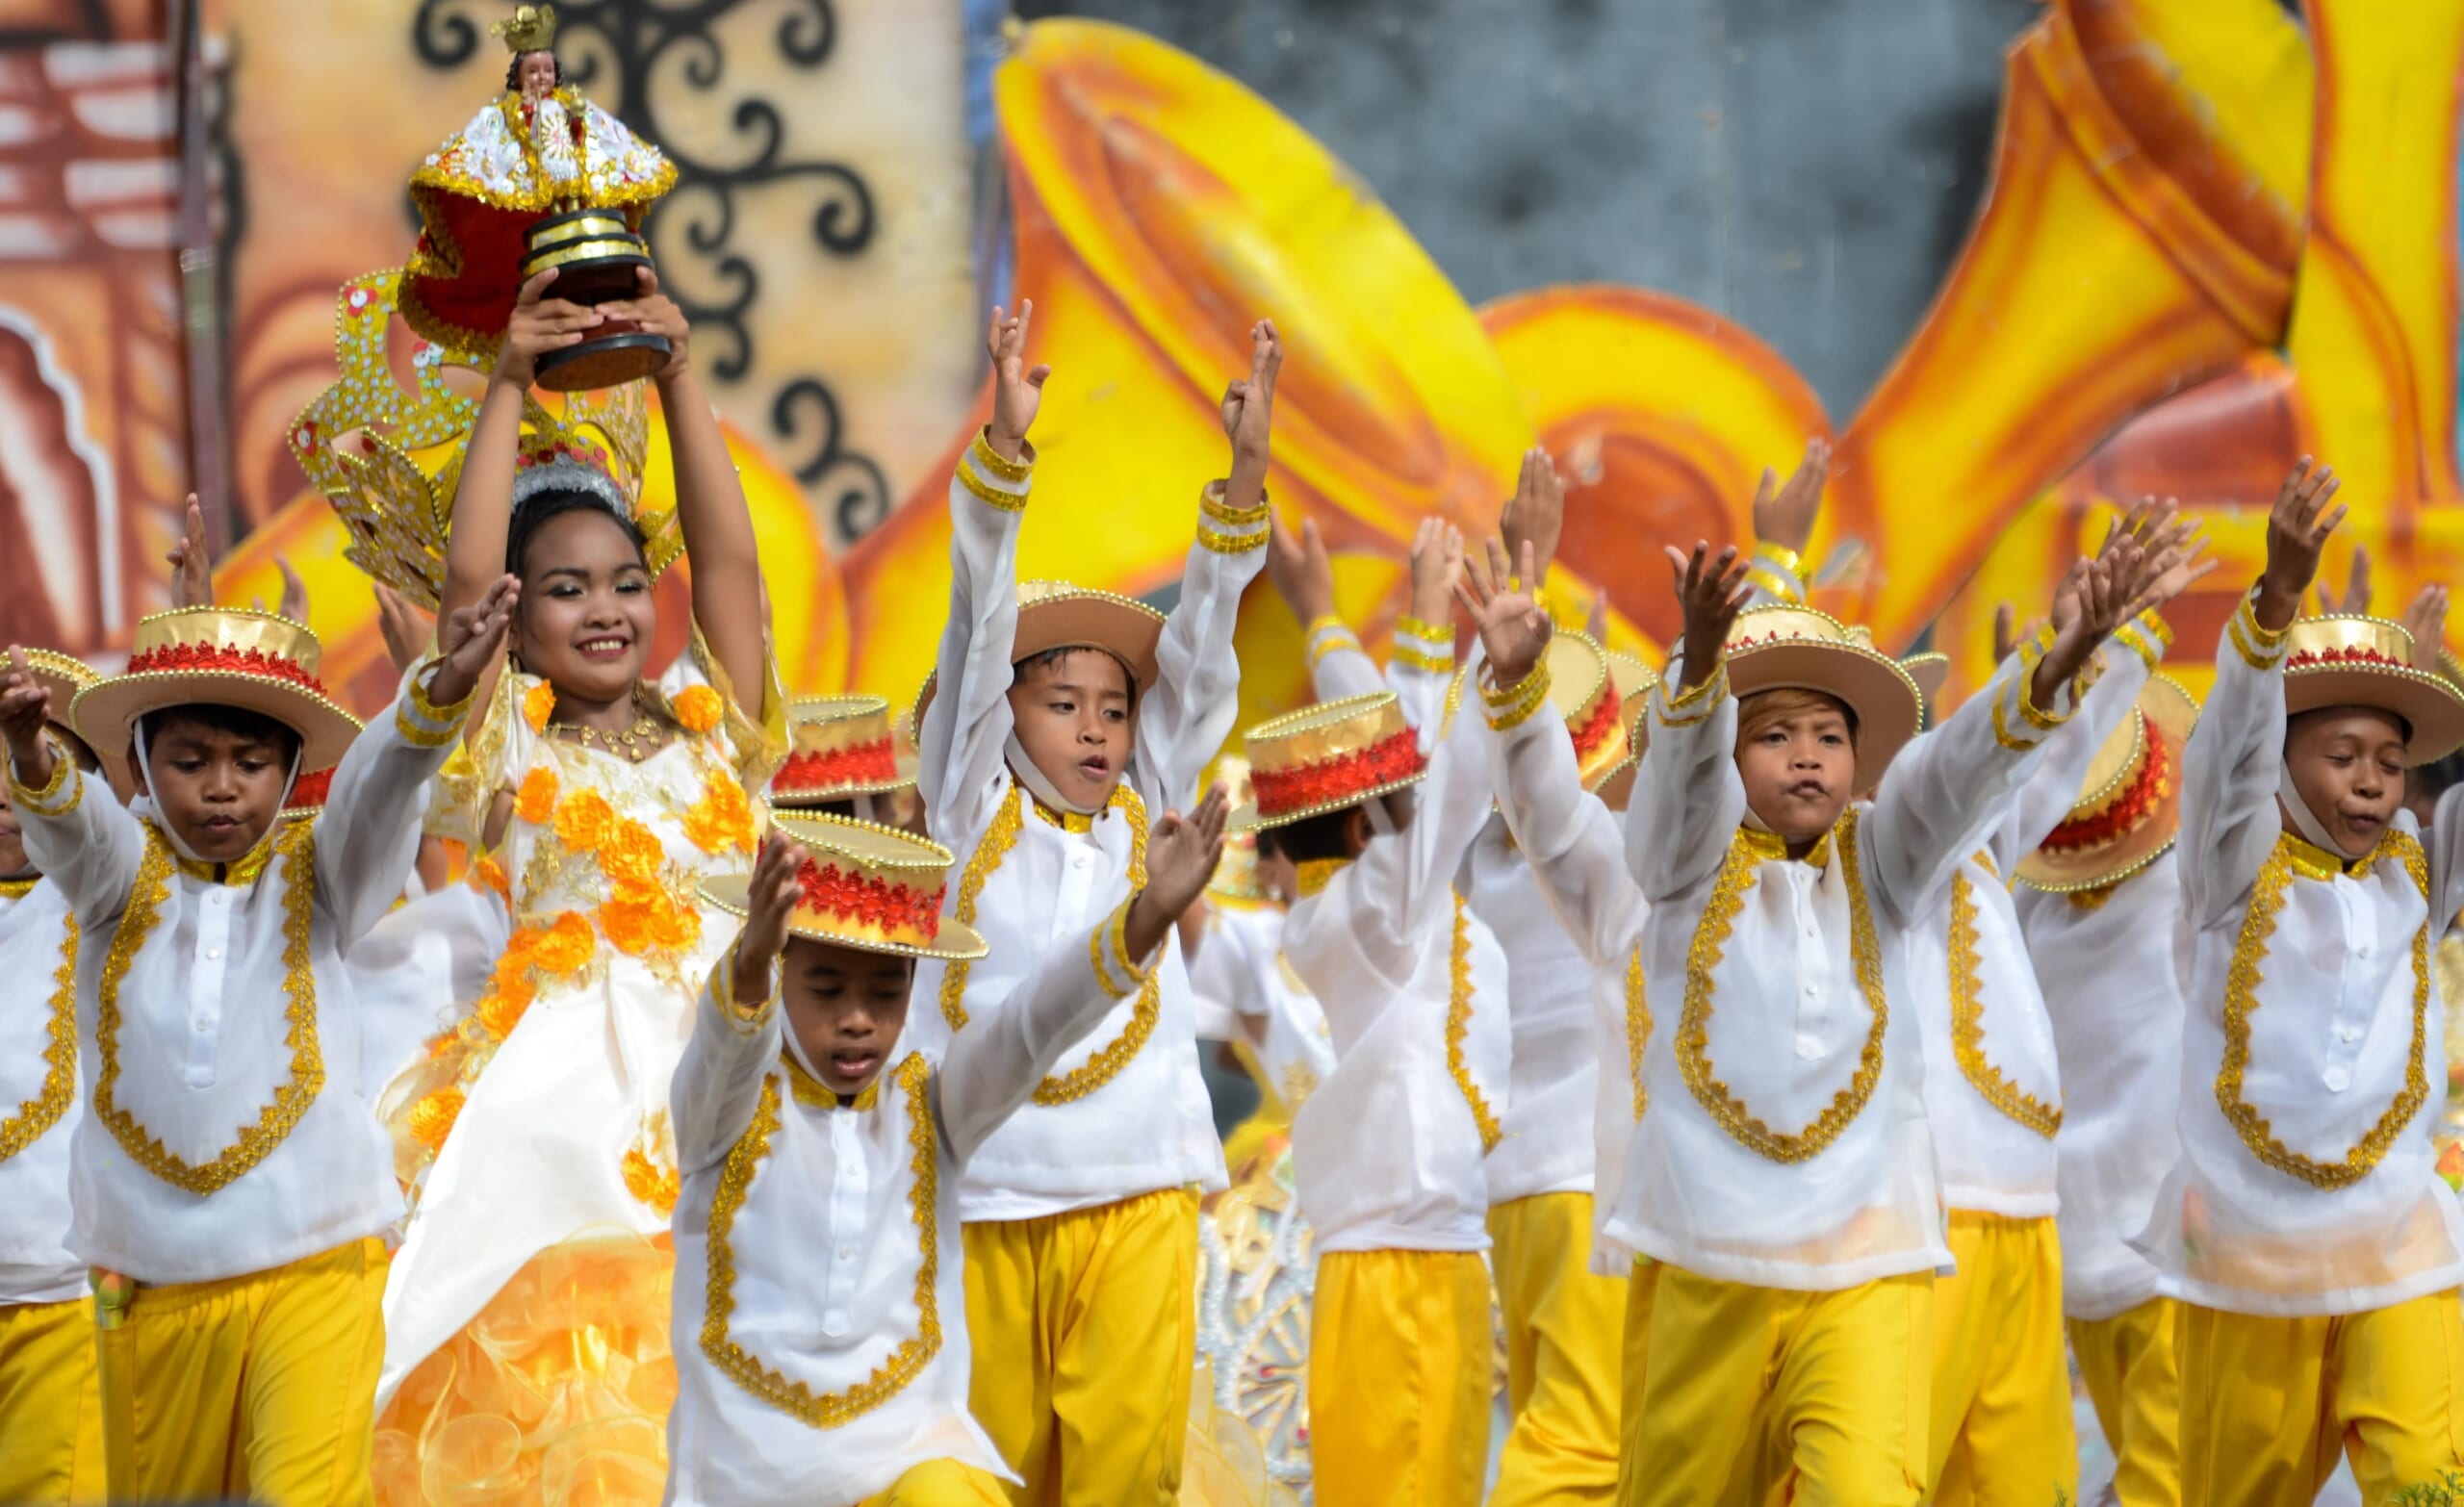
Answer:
[
  {"left": 0, "top": 879, "right": 86, "bottom": 1306},
  {"left": 5, "top": 666, "right": 467, "bottom": 1284}
]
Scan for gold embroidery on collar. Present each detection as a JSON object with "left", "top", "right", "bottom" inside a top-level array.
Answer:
[
  {"left": 0, "top": 911, "right": 78, "bottom": 1163},
  {"left": 1295, "top": 858, "right": 1349, "bottom": 900},
  {"left": 940, "top": 781, "right": 1160, "bottom": 1104},
  {"left": 702, "top": 1053, "right": 939, "bottom": 1427},
  {"left": 1028, "top": 796, "right": 1096, "bottom": 835},
  {"left": 2281, "top": 831, "right": 2374, "bottom": 882},
  {"left": 1948, "top": 872, "right": 2061, "bottom": 1138},
  {"left": 97, "top": 823, "right": 324, "bottom": 1194},
  {"left": 1679, "top": 810, "right": 1886, "bottom": 1162},
  {"left": 783, "top": 1048, "right": 882, "bottom": 1111},
  {"left": 0, "top": 877, "right": 38, "bottom": 901},
  {"left": 2218, "top": 830, "right": 2428, "bottom": 1189},
  {"left": 1735, "top": 824, "right": 1833, "bottom": 869},
  {"left": 1445, "top": 891, "right": 1502, "bottom": 1153},
  {"left": 166, "top": 823, "right": 280, "bottom": 888},
  {"left": 1625, "top": 943, "right": 1651, "bottom": 1121}
]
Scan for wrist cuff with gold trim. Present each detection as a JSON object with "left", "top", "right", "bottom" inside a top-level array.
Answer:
[
  {"left": 957, "top": 429, "right": 1033, "bottom": 512},
  {"left": 1656, "top": 661, "right": 1728, "bottom": 728},
  {"left": 1482, "top": 662, "right": 1553, "bottom": 730},
  {"left": 6, "top": 737, "right": 78, "bottom": 817},
  {"left": 970, "top": 427, "right": 1033, "bottom": 483},
  {"left": 711, "top": 941, "right": 782, "bottom": 1034},
  {"left": 399, "top": 659, "right": 478, "bottom": 749},
  {"left": 2115, "top": 608, "right": 2172, "bottom": 672},
  {"left": 2227, "top": 591, "right": 2293, "bottom": 669}
]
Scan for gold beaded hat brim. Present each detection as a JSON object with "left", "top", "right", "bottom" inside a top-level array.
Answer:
[
  {"left": 2281, "top": 615, "right": 2464, "bottom": 766},
  {"left": 698, "top": 812, "right": 988, "bottom": 961},
  {"left": 770, "top": 694, "right": 920, "bottom": 804},
  {"left": 1230, "top": 690, "right": 1428, "bottom": 831},
  {"left": 19, "top": 647, "right": 124, "bottom": 792},
  {"left": 1547, "top": 632, "right": 1631, "bottom": 791},
  {"left": 1723, "top": 605, "right": 1925, "bottom": 791},
  {"left": 72, "top": 609, "right": 363, "bottom": 773},
  {"left": 2015, "top": 674, "right": 2196, "bottom": 894},
  {"left": 1592, "top": 686, "right": 1656, "bottom": 813},
  {"left": 1900, "top": 651, "right": 1951, "bottom": 716}
]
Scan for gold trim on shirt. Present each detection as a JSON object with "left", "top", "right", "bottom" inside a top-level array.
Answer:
[
  {"left": 1446, "top": 890, "right": 1502, "bottom": 1154},
  {"left": 0, "top": 910, "right": 78, "bottom": 1163},
  {"left": 1948, "top": 871, "right": 2062, "bottom": 1138},
  {"left": 1625, "top": 942, "right": 1651, "bottom": 1122}
]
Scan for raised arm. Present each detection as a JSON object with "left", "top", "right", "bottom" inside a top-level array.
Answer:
[
  {"left": 1742, "top": 438, "right": 1826, "bottom": 608},
  {"left": 939, "top": 785, "right": 1227, "bottom": 1162},
  {"left": 1487, "top": 682, "right": 1644, "bottom": 968},
  {"left": 1136, "top": 321, "right": 1279, "bottom": 806},
  {"left": 1625, "top": 542, "right": 1753, "bottom": 901},
  {"left": 0, "top": 648, "right": 142, "bottom": 921},
  {"left": 598, "top": 270, "right": 766, "bottom": 701},
  {"left": 315, "top": 579, "right": 509, "bottom": 948},
  {"left": 919, "top": 303, "right": 1044, "bottom": 842},
  {"left": 675, "top": 837, "right": 808, "bottom": 1175},
  {"left": 2182, "top": 460, "right": 2345, "bottom": 931}
]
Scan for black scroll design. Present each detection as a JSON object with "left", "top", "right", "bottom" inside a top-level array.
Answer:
[{"left": 410, "top": 0, "right": 892, "bottom": 535}]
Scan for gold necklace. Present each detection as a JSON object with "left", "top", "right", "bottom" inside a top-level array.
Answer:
[{"left": 550, "top": 693, "right": 666, "bottom": 764}]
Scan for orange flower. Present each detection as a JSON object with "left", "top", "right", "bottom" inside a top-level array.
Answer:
[
  {"left": 672, "top": 684, "right": 724, "bottom": 735},
  {"left": 524, "top": 680, "right": 556, "bottom": 733},
  {"left": 410, "top": 1086, "right": 466, "bottom": 1151},
  {"left": 602, "top": 881, "right": 701, "bottom": 958},
  {"left": 476, "top": 983, "right": 531, "bottom": 1040},
  {"left": 621, "top": 1144, "right": 680, "bottom": 1217},
  {"left": 682, "top": 771, "right": 756, "bottom": 856},
  {"left": 515, "top": 767, "right": 559, "bottom": 826},
  {"left": 599, "top": 820, "right": 667, "bottom": 886},
  {"left": 527, "top": 908, "right": 598, "bottom": 978},
  {"left": 2440, "top": 1140, "right": 2464, "bottom": 1193},
  {"left": 470, "top": 855, "right": 511, "bottom": 904},
  {"left": 554, "top": 787, "right": 617, "bottom": 853}
]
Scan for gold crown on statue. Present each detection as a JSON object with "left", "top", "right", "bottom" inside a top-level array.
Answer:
[
  {"left": 289, "top": 267, "right": 675, "bottom": 610},
  {"left": 492, "top": 4, "right": 558, "bottom": 54}
]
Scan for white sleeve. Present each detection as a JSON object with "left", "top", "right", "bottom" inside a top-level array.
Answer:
[
  {"left": 937, "top": 896, "right": 1163, "bottom": 1164},
  {"left": 2178, "top": 595, "right": 2294, "bottom": 933},
  {"left": 1307, "top": 622, "right": 1388, "bottom": 704},
  {"left": 1349, "top": 673, "right": 1499, "bottom": 956},
  {"left": 1489, "top": 695, "right": 1645, "bottom": 970},
  {"left": 5, "top": 744, "right": 142, "bottom": 926},
  {"left": 919, "top": 432, "right": 1034, "bottom": 850},
  {"left": 1863, "top": 642, "right": 2080, "bottom": 928},
  {"left": 2431, "top": 781, "right": 2464, "bottom": 931},
  {"left": 1624, "top": 660, "right": 1747, "bottom": 904},
  {"left": 1740, "top": 546, "right": 1810, "bottom": 609},
  {"left": 314, "top": 660, "right": 477, "bottom": 949},
  {"left": 673, "top": 944, "right": 784, "bottom": 1176},
  {"left": 1132, "top": 483, "right": 1269, "bottom": 811},
  {"left": 1990, "top": 612, "right": 2166, "bottom": 869}
]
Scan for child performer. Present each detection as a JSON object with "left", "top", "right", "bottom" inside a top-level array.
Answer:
[
  {"left": 1903, "top": 504, "right": 2208, "bottom": 1504},
  {"left": 911, "top": 303, "right": 1276, "bottom": 1505},
  {"left": 373, "top": 268, "right": 784, "bottom": 1494},
  {"left": 1611, "top": 524, "right": 2171, "bottom": 1503},
  {"left": 0, "top": 583, "right": 512, "bottom": 1505},
  {"left": 2148, "top": 459, "right": 2464, "bottom": 1503},
  {"left": 0, "top": 650, "right": 109, "bottom": 1506},
  {"left": 1236, "top": 537, "right": 1545, "bottom": 1506},
  {"left": 2015, "top": 658, "right": 2199, "bottom": 1507},
  {"left": 663, "top": 792, "right": 1226, "bottom": 1507}
]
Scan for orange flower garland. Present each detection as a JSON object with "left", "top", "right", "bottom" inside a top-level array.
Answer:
[
  {"left": 672, "top": 684, "right": 723, "bottom": 734},
  {"left": 410, "top": 1086, "right": 466, "bottom": 1151},
  {"left": 554, "top": 787, "right": 617, "bottom": 852},
  {"left": 471, "top": 854, "right": 511, "bottom": 904},
  {"left": 682, "top": 769, "right": 756, "bottom": 856},
  {"left": 524, "top": 681, "right": 556, "bottom": 733},
  {"left": 515, "top": 767, "right": 559, "bottom": 825}
]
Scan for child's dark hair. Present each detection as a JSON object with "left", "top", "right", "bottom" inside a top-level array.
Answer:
[
  {"left": 1255, "top": 806, "right": 1357, "bottom": 865},
  {"left": 504, "top": 49, "right": 560, "bottom": 90},
  {"left": 139, "top": 702, "right": 301, "bottom": 763},
  {"left": 1011, "top": 646, "right": 1140, "bottom": 714},
  {"left": 505, "top": 491, "right": 650, "bottom": 579}
]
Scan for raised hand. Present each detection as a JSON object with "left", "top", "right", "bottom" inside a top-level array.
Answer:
[
  {"left": 2317, "top": 544, "right": 2373, "bottom": 617},
  {"left": 1499, "top": 448, "right": 1565, "bottom": 584},
  {"left": 2036, "top": 537, "right": 2155, "bottom": 705},
  {"left": 1406, "top": 517, "right": 1465, "bottom": 629},
  {"left": 495, "top": 269, "right": 603, "bottom": 391},
  {"left": 166, "top": 495, "right": 213, "bottom": 610},
  {"left": 732, "top": 834, "right": 809, "bottom": 1006},
  {"left": 0, "top": 648, "right": 56, "bottom": 790},
  {"left": 1992, "top": 603, "right": 2019, "bottom": 665},
  {"left": 1752, "top": 438, "right": 1830, "bottom": 559},
  {"left": 1264, "top": 511, "right": 1335, "bottom": 626},
  {"left": 1456, "top": 538, "right": 1553, "bottom": 688},
  {"left": 597, "top": 266, "right": 692, "bottom": 383},
  {"left": 1219, "top": 319, "right": 1282, "bottom": 468},
  {"left": 1660, "top": 541, "right": 1752, "bottom": 693},
  {"left": 2123, "top": 498, "right": 2217, "bottom": 615},
  {"left": 1128, "top": 782, "right": 1230, "bottom": 960},
  {"left": 373, "top": 583, "right": 436, "bottom": 675},
  {"left": 2256, "top": 457, "right": 2346, "bottom": 630},
  {"left": 2404, "top": 584, "right": 2451, "bottom": 671},
  {"left": 429, "top": 575, "right": 520, "bottom": 708},
  {"left": 985, "top": 300, "right": 1050, "bottom": 461}
]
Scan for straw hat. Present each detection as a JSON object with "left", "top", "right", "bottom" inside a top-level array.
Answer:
[
  {"left": 281, "top": 766, "right": 338, "bottom": 824},
  {"left": 1546, "top": 633, "right": 1632, "bottom": 792},
  {"left": 1595, "top": 650, "right": 1660, "bottom": 812},
  {"left": 2015, "top": 674, "right": 2197, "bottom": 893},
  {"left": 1230, "top": 691, "right": 1428, "bottom": 831},
  {"left": 1899, "top": 651, "right": 1951, "bottom": 716},
  {"left": 2281, "top": 615, "right": 2464, "bottom": 765},
  {"left": 770, "top": 695, "right": 919, "bottom": 806},
  {"left": 72, "top": 609, "right": 361, "bottom": 772},
  {"left": 912, "top": 579, "right": 1168, "bottom": 725},
  {"left": 1203, "top": 754, "right": 1276, "bottom": 907},
  {"left": 1723, "top": 605, "right": 1925, "bottom": 790},
  {"left": 698, "top": 812, "right": 988, "bottom": 961}
]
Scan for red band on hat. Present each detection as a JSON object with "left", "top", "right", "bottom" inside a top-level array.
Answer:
[
  {"left": 125, "top": 644, "right": 328, "bottom": 696},
  {"left": 776, "top": 738, "right": 898, "bottom": 794},
  {"left": 2288, "top": 644, "right": 2410, "bottom": 671},
  {"left": 1569, "top": 686, "right": 1622, "bottom": 760},
  {"left": 797, "top": 857, "right": 945, "bottom": 941},
  {"left": 288, "top": 768, "right": 334, "bottom": 809},
  {"left": 2041, "top": 728, "right": 2169, "bottom": 856},
  {"left": 1251, "top": 728, "right": 1426, "bottom": 818}
]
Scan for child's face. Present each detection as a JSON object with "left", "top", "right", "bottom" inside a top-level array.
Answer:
[
  {"left": 1006, "top": 651, "right": 1133, "bottom": 810},
  {"left": 781, "top": 936, "right": 915, "bottom": 1096},
  {"left": 2285, "top": 707, "right": 2407, "bottom": 858},
  {"left": 1734, "top": 694, "right": 1855, "bottom": 844},
  {"left": 138, "top": 720, "right": 291, "bottom": 863},
  {"left": 518, "top": 50, "right": 557, "bottom": 96},
  {"left": 515, "top": 510, "right": 655, "bottom": 711}
]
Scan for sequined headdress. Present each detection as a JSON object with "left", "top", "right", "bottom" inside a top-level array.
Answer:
[
  {"left": 290, "top": 268, "right": 678, "bottom": 611},
  {"left": 492, "top": 4, "right": 557, "bottom": 54}
]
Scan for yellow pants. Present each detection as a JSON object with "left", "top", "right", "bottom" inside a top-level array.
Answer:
[
  {"left": 1309, "top": 1248, "right": 1493, "bottom": 1507},
  {"left": 2180, "top": 1290, "right": 2464, "bottom": 1506},
  {"left": 0, "top": 1295, "right": 105, "bottom": 1504},
  {"left": 1622, "top": 1264, "right": 1932, "bottom": 1507},
  {"left": 962, "top": 1188, "right": 1198, "bottom": 1507},
  {"left": 1925, "top": 1212, "right": 2076, "bottom": 1505},
  {"left": 859, "top": 1459, "right": 1012, "bottom": 1506},
  {"left": 2068, "top": 1299, "right": 2182, "bottom": 1507},
  {"left": 1487, "top": 1192, "right": 1625, "bottom": 1506},
  {"left": 97, "top": 1236, "right": 387, "bottom": 1507}
]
